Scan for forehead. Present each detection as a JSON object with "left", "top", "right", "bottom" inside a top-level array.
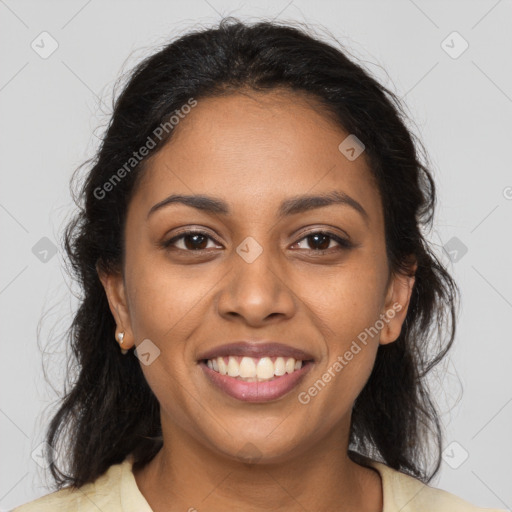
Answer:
[{"left": 131, "top": 90, "right": 382, "bottom": 225}]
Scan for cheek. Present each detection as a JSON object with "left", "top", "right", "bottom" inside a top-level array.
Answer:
[
  {"left": 125, "top": 259, "right": 197, "bottom": 424},
  {"left": 124, "top": 249, "right": 208, "bottom": 341},
  {"left": 296, "top": 274, "right": 384, "bottom": 430},
  {"left": 298, "top": 254, "right": 388, "bottom": 342},
  {"left": 293, "top": 252, "right": 387, "bottom": 405}
]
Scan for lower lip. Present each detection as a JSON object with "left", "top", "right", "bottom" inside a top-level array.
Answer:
[{"left": 199, "top": 360, "right": 314, "bottom": 402}]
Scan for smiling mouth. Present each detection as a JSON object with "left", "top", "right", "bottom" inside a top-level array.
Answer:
[
  {"left": 198, "top": 357, "right": 314, "bottom": 402},
  {"left": 199, "top": 355, "right": 315, "bottom": 382}
]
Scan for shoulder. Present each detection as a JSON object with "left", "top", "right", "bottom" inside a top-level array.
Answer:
[
  {"left": 368, "top": 460, "right": 505, "bottom": 512},
  {"left": 12, "top": 459, "right": 128, "bottom": 512}
]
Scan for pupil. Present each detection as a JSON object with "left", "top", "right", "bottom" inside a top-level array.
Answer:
[
  {"left": 185, "top": 234, "right": 207, "bottom": 250},
  {"left": 310, "top": 233, "right": 329, "bottom": 251}
]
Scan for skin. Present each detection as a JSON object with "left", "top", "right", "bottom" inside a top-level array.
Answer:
[{"left": 99, "top": 89, "right": 416, "bottom": 512}]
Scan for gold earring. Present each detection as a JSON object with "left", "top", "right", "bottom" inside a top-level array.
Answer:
[{"left": 117, "top": 332, "right": 128, "bottom": 355}]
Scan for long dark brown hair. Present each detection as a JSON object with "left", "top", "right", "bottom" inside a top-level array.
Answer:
[{"left": 45, "top": 17, "right": 458, "bottom": 489}]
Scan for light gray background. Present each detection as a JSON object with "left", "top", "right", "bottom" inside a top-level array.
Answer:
[{"left": 1, "top": 0, "right": 511, "bottom": 510}]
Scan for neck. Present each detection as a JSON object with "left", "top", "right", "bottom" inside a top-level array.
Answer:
[{"left": 133, "top": 420, "right": 382, "bottom": 512}]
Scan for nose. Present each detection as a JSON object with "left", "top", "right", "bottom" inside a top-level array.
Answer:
[{"left": 216, "top": 240, "right": 297, "bottom": 326}]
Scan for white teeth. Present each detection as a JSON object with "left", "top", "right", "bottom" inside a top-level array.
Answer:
[
  {"left": 274, "top": 357, "right": 286, "bottom": 376},
  {"left": 218, "top": 357, "right": 227, "bottom": 375},
  {"left": 285, "top": 357, "right": 295, "bottom": 374},
  {"left": 206, "top": 355, "right": 305, "bottom": 379},
  {"left": 227, "top": 356, "right": 240, "bottom": 377},
  {"left": 256, "top": 357, "right": 275, "bottom": 379},
  {"left": 239, "top": 356, "right": 257, "bottom": 378}
]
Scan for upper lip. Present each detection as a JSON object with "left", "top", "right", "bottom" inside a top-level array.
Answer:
[{"left": 197, "top": 341, "right": 315, "bottom": 361}]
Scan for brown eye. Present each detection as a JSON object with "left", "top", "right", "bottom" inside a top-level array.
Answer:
[
  {"left": 163, "top": 230, "right": 220, "bottom": 251},
  {"left": 292, "top": 231, "right": 353, "bottom": 253}
]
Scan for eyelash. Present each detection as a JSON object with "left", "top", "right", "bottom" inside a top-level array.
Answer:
[{"left": 162, "top": 229, "right": 354, "bottom": 255}]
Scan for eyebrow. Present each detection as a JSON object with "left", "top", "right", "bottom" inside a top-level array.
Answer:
[{"left": 147, "top": 191, "right": 369, "bottom": 224}]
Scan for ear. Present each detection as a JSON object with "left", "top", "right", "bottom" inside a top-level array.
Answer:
[
  {"left": 96, "top": 262, "right": 134, "bottom": 350},
  {"left": 379, "top": 260, "right": 417, "bottom": 345}
]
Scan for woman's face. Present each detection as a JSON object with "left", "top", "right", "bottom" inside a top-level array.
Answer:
[{"left": 100, "top": 90, "right": 414, "bottom": 463}]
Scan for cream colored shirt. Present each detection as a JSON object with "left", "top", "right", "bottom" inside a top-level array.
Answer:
[{"left": 12, "top": 455, "right": 504, "bottom": 511}]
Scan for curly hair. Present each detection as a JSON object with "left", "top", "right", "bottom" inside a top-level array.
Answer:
[{"left": 44, "top": 17, "right": 458, "bottom": 489}]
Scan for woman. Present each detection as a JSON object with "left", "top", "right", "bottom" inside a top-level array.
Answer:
[{"left": 14, "top": 17, "right": 504, "bottom": 512}]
